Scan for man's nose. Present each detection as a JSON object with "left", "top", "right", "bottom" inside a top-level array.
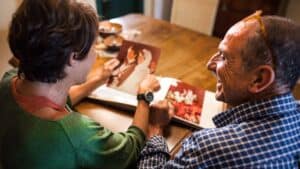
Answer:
[{"left": 206, "top": 56, "right": 217, "bottom": 72}]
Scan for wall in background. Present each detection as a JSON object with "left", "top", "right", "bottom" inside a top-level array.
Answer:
[
  {"left": 0, "top": 0, "right": 20, "bottom": 31},
  {"left": 286, "top": 0, "right": 300, "bottom": 23},
  {"left": 78, "top": 0, "right": 97, "bottom": 11},
  {"left": 171, "top": 0, "right": 219, "bottom": 35},
  {"left": 144, "top": 0, "right": 172, "bottom": 21},
  {"left": 96, "top": 0, "right": 143, "bottom": 20},
  {"left": 0, "top": 0, "right": 21, "bottom": 78},
  {"left": 144, "top": 0, "right": 299, "bottom": 30}
]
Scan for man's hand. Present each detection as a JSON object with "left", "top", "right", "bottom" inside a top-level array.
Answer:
[{"left": 148, "top": 100, "right": 175, "bottom": 138}]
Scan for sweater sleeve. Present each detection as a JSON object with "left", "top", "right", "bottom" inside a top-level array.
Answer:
[
  {"left": 1, "top": 69, "right": 18, "bottom": 81},
  {"left": 60, "top": 113, "right": 146, "bottom": 169}
]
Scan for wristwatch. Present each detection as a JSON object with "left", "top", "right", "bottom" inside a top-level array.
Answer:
[{"left": 137, "top": 91, "right": 154, "bottom": 104}]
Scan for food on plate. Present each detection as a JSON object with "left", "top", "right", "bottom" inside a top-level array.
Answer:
[
  {"left": 103, "top": 35, "right": 124, "bottom": 51},
  {"left": 98, "top": 21, "right": 122, "bottom": 37}
]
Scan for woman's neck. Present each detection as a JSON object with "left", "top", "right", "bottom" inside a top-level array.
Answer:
[{"left": 15, "top": 77, "right": 73, "bottom": 107}]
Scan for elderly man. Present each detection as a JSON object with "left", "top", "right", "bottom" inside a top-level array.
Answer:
[{"left": 138, "top": 11, "right": 300, "bottom": 168}]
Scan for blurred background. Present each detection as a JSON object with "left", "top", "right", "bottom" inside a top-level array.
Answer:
[{"left": 0, "top": 0, "right": 299, "bottom": 78}]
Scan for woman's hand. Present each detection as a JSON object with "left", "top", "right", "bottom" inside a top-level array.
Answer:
[
  {"left": 88, "top": 58, "right": 120, "bottom": 84},
  {"left": 138, "top": 74, "right": 160, "bottom": 94}
]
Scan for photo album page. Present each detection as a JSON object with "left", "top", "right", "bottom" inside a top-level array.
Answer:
[{"left": 89, "top": 40, "right": 225, "bottom": 129}]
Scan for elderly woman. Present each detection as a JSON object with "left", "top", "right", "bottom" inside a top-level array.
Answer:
[{"left": 0, "top": 0, "right": 162, "bottom": 169}]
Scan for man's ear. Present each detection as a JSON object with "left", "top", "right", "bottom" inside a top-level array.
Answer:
[{"left": 248, "top": 65, "right": 275, "bottom": 93}]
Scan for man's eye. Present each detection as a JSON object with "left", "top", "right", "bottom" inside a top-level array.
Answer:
[
  {"left": 217, "top": 52, "right": 225, "bottom": 60},
  {"left": 220, "top": 53, "right": 225, "bottom": 60}
]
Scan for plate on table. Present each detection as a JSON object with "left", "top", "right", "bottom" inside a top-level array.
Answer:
[
  {"left": 98, "top": 21, "right": 122, "bottom": 38},
  {"left": 103, "top": 35, "right": 124, "bottom": 52}
]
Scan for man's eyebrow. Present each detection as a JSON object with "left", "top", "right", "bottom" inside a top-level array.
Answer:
[
  {"left": 219, "top": 48, "right": 232, "bottom": 59},
  {"left": 218, "top": 46, "right": 226, "bottom": 54}
]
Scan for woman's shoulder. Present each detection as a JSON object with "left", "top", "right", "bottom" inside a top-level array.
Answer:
[
  {"left": 1, "top": 69, "right": 18, "bottom": 81},
  {"left": 58, "top": 112, "right": 111, "bottom": 146},
  {"left": 0, "top": 69, "right": 19, "bottom": 110},
  {"left": 0, "top": 69, "right": 17, "bottom": 89}
]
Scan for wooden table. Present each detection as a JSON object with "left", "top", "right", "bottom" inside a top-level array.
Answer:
[
  {"left": 75, "top": 14, "right": 300, "bottom": 155},
  {"left": 76, "top": 13, "right": 220, "bottom": 156}
]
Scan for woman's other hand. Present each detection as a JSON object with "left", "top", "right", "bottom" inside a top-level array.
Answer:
[
  {"left": 138, "top": 74, "right": 160, "bottom": 94},
  {"left": 89, "top": 58, "right": 120, "bottom": 84}
]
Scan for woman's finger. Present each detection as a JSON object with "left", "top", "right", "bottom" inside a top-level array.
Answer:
[{"left": 105, "top": 59, "right": 119, "bottom": 70}]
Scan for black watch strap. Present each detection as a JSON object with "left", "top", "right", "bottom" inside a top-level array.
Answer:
[{"left": 137, "top": 92, "right": 154, "bottom": 104}]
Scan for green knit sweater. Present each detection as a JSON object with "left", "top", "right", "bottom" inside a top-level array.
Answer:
[{"left": 0, "top": 69, "right": 145, "bottom": 169}]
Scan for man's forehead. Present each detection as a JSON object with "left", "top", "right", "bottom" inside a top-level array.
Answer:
[
  {"left": 227, "top": 21, "right": 247, "bottom": 35},
  {"left": 228, "top": 20, "right": 257, "bottom": 38},
  {"left": 219, "top": 21, "right": 256, "bottom": 49}
]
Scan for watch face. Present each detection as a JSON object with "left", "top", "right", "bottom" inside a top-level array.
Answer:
[{"left": 145, "top": 92, "right": 154, "bottom": 102}]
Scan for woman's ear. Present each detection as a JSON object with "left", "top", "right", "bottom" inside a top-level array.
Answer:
[
  {"left": 68, "top": 52, "right": 79, "bottom": 67},
  {"left": 248, "top": 65, "right": 275, "bottom": 93}
]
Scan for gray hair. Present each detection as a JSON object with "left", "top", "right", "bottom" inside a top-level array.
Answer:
[{"left": 242, "top": 16, "right": 300, "bottom": 89}]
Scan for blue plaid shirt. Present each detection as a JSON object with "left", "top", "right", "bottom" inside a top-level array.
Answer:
[{"left": 138, "top": 93, "right": 300, "bottom": 168}]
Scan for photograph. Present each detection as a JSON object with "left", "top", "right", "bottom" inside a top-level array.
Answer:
[
  {"left": 166, "top": 82, "right": 205, "bottom": 124},
  {"left": 107, "top": 40, "right": 160, "bottom": 95}
]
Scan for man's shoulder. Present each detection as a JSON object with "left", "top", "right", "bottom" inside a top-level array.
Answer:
[
  {"left": 175, "top": 126, "right": 241, "bottom": 164},
  {"left": 191, "top": 126, "right": 238, "bottom": 141},
  {"left": 182, "top": 125, "right": 246, "bottom": 152}
]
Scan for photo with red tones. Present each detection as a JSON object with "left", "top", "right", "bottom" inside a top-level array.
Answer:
[{"left": 166, "top": 82, "right": 205, "bottom": 124}]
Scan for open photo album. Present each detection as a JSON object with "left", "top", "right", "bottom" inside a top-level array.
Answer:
[{"left": 89, "top": 40, "right": 225, "bottom": 129}]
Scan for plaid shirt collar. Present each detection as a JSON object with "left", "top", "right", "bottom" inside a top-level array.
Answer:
[{"left": 213, "top": 92, "right": 299, "bottom": 128}]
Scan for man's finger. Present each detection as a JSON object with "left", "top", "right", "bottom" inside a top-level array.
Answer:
[{"left": 167, "top": 101, "right": 175, "bottom": 118}]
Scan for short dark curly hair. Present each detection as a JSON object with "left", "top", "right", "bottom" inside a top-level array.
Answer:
[
  {"left": 8, "top": 0, "right": 98, "bottom": 83},
  {"left": 242, "top": 16, "right": 300, "bottom": 90}
]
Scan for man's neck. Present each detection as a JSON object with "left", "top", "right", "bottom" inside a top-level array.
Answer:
[
  {"left": 228, "top": 84, "right": 291, "bottom": 108},
  {"left": 254, "top": 83, "right": 290, "bottom": 101}
]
